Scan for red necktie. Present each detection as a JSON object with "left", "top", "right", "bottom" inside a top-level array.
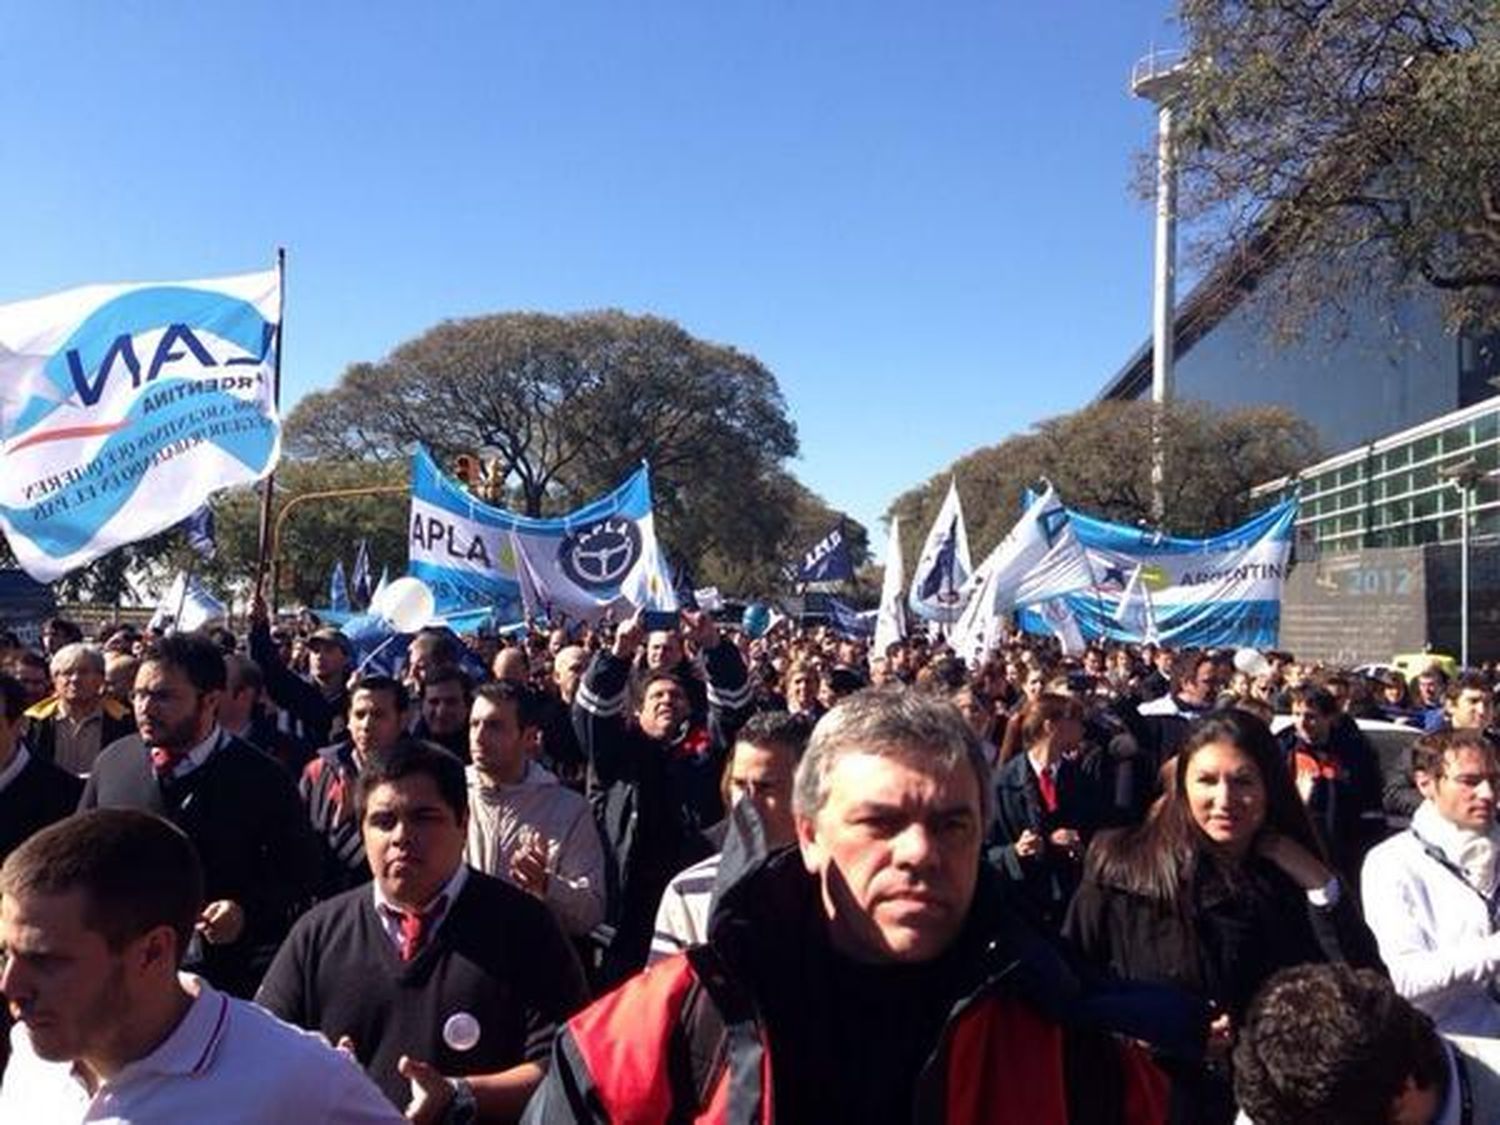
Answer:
[
  {"left": 1037, "top": 766, "right": 1058, "bottom": 813},
  {"left": 150, "top": 747, "right": 182, "bottom": 782},
  {"left": 396, "top": 896, "right": 448, "bottom": 962}
]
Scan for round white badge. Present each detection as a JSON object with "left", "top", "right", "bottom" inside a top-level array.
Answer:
[{"left": 443, "top": 1011, "right": 482, "bottom": 1052}]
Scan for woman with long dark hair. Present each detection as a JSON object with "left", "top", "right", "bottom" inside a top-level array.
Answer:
[{"left": 1064, "top": 708, "right": 1382, "bottom": 1123}]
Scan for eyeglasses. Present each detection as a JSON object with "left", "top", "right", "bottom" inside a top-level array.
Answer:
[
  {"left": 131, "top": 688, "right": 201, "bottom": 707},
  {"left": 1443, "top": 773, "right": 1500, "bottom": 791}
]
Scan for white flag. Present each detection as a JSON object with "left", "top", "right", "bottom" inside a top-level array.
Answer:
[
  {"left": 949, "top": 484, "right": 1095, "bottom": 663},
  {"left": 1035, "top": 596, "right": 1087, "bottom": 657},
  {"left": 908, "top": 480, "right": 972, "bottom": 623},
  {"left": 615, "top": 511, "right": 680, "bottom": 614},
  {"left": 0, "top": 268, "right": 282, "bottom": 582},
  {"left": 873, "top": 516, "right": 908, "bottom": 657},
  {"left": 1113, "top": 563, "right": 1159, "bottom": 643}
]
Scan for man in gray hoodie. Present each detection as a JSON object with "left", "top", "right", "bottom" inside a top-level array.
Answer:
[{"left": 463, "top": 681, "right": 605, "bottom": 939}]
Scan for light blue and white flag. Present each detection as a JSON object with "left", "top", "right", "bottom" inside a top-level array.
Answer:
[
  {"left": 328, "top": 560, "right": 350, "bottom": 616},
  {"left": 149, "top": 570, "right": 227, "bottom": 633},
  {"left": 908, "top": 480, "right": 972, "bottom": 624},
  {"left": 949, "top": 484, "right": 1095, "bottom": 663},
  {"left": 1018, "top": 497, "right": 1298, "bottom": 648},
  {"left": 408, "top": 447, "right": 661, "bottom": 623},
  {"left": 0, "top": 268, "right": 281, "bottom": 582},
  {"left": 611, "top": 511, "right": 679, "bottom": 616}
]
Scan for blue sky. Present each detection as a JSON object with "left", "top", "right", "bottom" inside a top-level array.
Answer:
[{"left": 0, "top": 2, "right": 1180, "bottom": 552}]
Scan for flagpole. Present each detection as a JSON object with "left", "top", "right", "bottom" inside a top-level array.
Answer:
[
  {"left": 256, "top": 246, "right": 286, "bottom": 607},
  {"left": 173, "top": 559, "right": 196, "bottom": 634}
]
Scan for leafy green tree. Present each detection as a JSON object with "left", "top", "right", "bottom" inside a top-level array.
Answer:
[
  {"left": 205, "top": 461, "right": 410, "bottom": 610},
  {"left": 1167, "top": 0, "right": 1500, "bottom": 330},
  {"left": 887, "top": 400, "right": 1318, "bottom": 574},
  {"left": 284, "top": 309, "right": 852, "bottom": 595}
]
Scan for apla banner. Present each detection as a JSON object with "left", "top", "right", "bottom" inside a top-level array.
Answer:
[
  {"left": 408, "top": 446, "right": 661, "bottom": 623},
  {"left": 1018, "top": 497, "right": 1298, "bottom": 649},
  {"left": 0, "top": 268, "right": 282, "bottom": 582}
]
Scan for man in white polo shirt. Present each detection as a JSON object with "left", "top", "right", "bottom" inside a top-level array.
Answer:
[{"left": 0, "top": 809, "right": 399, "bottom": 1123}]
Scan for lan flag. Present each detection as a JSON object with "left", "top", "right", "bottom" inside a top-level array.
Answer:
[{"left": 0, "top": 268, "right": 282, "bottom": 582}]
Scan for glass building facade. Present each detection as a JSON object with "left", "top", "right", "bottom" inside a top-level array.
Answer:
[
  {"left": 1101, "top": 252, "right": 1500, "bottom": 556},
  {"left": 1252, "top": 395, "right": 1500, "bottom": 553}
]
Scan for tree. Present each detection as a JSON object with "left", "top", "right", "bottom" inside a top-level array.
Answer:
[
  {"left": 886, "top": 399, "right": 1318, "bottom": 574},
  {"left": 690, "top": 469, "right": 872, "bottom": 598},
  {"left": 285, "top": 310, "right": 854, "bottom": 595},
  {"left": 205, "top": 461, "right": 410, "bottom": 610},
  {"left": 1167, "top": 0, "right": 1500, "bottom": 330}
]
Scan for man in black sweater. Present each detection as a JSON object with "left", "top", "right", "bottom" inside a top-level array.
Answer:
[
  {"left": 258, "top": 741, "right": 589, "bottom": 1119},
  {"left": 79, "top": 632, "right": 320, "bottom": 998},
  {"left": 0, "top": 672, "right": 82, "bottom": 865},
  {"left": 0, "top": 670, "right": 83, "bottom": 1077}
]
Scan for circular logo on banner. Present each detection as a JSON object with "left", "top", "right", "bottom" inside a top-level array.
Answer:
[{"left": 559, "top": 517, "right": 642, "bottom": 590}]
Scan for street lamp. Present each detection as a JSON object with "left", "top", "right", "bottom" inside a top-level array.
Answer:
[
  {"left": 1131, "top": 48, "right": 1193, "bottom": 526},
  {"left": 1437, "top": 458, "right": 1483, "bottom": 668}
]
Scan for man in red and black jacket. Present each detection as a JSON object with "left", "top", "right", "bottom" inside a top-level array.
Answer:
[
  {"left": 300, "top": 676, "right": 410, "bottom": 898},
  {"left": 572, "top": 609, "right": 753, "bottom": 985},
  {"left": 527, "top": 689, "right": 1201, "bottom": 1124}
]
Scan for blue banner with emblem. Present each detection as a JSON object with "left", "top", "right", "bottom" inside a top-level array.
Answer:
[{"left": 408, "top": 447, "right": 660, "bottom": 624}]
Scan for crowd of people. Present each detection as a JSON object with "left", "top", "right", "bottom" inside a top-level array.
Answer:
[{"left": 0, "top": 601, "right": 1498, "bottom": 1122}]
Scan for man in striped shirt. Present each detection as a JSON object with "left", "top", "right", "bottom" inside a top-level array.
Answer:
[{"left": 651, "top": 711, "right": 813, "bottom": 959}]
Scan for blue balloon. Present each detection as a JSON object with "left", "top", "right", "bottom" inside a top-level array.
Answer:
[{"left": 742, "top": 603, "right": 771, "bottom": 639}]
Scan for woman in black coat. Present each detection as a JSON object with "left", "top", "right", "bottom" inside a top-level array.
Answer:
[{"left": 1063, "top": 708, "right": 1382, "bottom": 1124}]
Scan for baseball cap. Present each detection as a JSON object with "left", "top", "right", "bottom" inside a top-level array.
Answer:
[{"left": 307, "top": 627, "right": 353, "bottom": 655}]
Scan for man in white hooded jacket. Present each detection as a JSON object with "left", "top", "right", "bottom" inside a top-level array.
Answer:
[{"left": 1363, "top": 729, "right": 1500, "bottom": 1036}]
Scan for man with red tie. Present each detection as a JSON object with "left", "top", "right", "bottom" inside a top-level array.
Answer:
[
  {"left": 78, "top": 632, "right": 319, "bottom": 999},
  {"left": 257, "top": 741, "right": 589, "bottom": 1120},
  {"left": 988, "top": 692, "right": 1104, "bottom": 930}
]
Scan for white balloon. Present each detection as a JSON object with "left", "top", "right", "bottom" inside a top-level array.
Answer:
[
  {"left": 1232, "top": 647, "right": 1270, "bottom": 677},
  {"left": 371, "top": 577, "right": 435, "bottom": 634}
]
